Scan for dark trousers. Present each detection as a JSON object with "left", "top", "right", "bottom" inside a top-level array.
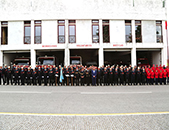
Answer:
[{"left": 92, "top": 77, "right": 96, "bottom": 86}]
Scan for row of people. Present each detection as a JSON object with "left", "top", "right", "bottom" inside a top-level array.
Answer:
[{"left": 0, "top": 64, "right": 169, "bottom": 86}]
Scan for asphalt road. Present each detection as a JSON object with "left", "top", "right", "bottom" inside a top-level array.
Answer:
[
  {"left": 0, "top": 85, "right": 169, "bottom": 129},
  {"left": 0, "top": 85, "right": 168, "bottom": 114}
]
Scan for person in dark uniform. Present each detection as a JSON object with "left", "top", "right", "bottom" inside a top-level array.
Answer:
[
  {"left": 97, "top": 68, "right": 101, "bottom": 86},
  {"left": 43, "top": 66, "right": 49, "bottom": 86},
  {"left": 141, "top": 69, "right": 146, "bottom": 85},
  {"left": 20, "top": 67, "right": 25, "bottom": 85},
  {"left": 103, "top": 67, "right": 108, "bottom": 86},
  {"left": 85, "top": 68, "right": 90, "bottom": 86},
  {"left": 26, "top": 67, "right": 32, "bottom": 85},
  {"left": 74, "top": 67, "right": 79, "bottom": 86},
  {"left": 131, "top": 68, "right": 136, "bottom": 85},
  {"left": 120, "top": 68, "right": 124, "bottom": 85},
  {"left": 70, "top": 67, "right": 74, "bottom": 86},
  {"left": 14, "top": 66, "right": 19, "bottom": 85},
  {"left": 79, "top": 68, "right": 85, "bottom": 86},
  {"left": 0, "top": 66, "right": 2, "bottom": 85},
  {"left": 2, "top": 65, "right": 7, "bottom": 85},
  {"left": 114, "top": 68, "right": 119, "bottom": 85},
  {"left": 136, "top": 67, "right": 141, "bottom": 85},
  {"left": 55, "top": 67, "right": 59, "bottom": 86},
  {"left": 107, "top": 65, "right": 110, "bottom": 85},
  {"left": 109, "top": 67, "right": 114, "bottom": 85},
  {"left": 32, "top": 68, "right": 37, "bottom": 85},
  {"left": 125, "top": 68, "right": 130, "bottom": 85},
  {"left": 91, "top": 68, "right": 97, "bottom": 86},
  {"left": 17, "top": 66, "right": 21, "bottom": 85},
  {"left": 37, "top": 67, "right": 42, "bottom": 86},
  {"left": 49, "top": 66, "right": 54, "bottom": 86},
  {"left": 6, "top": 66, "right": 12, "bottom": 85}
]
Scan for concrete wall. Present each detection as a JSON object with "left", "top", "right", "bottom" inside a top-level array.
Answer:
[
  {"left": 152, "top": 51, "right": 161, "bottom": 65},
  {"left": 42, "top": 21, "right": 58, "bottom": 45},
  {"left": 76, "top": 20, "right": 91, "bottom": 44},
  {"left": 110, "top": 20, "right": 125, "bottom": 44},
  {"left": 8, "top": 21, "right": 23, "bottom": 45},
  {"left": 0, "top": 0, "right": 166, "bottom": 20},
  {"left": 142, "top": 21, "right": 156, "bottom": 43}
]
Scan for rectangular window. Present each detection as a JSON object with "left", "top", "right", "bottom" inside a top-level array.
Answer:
[
  {"left": 34, "top": 20, "right": 41, "bottom": 44},
  {"left": 135, "top": 20, "right": 142, "bottom": 43},
  {"left": 24, "top": 21, "right": 31, "bottom": 44},
  {"left": 103, "top": 20, "right": 110, "bottom": 43},
  {"left": 125, "top": 20, "right": 132, "bottom": 43},
  {"left": 1, "top": 21, "right": 8, "bottom": 45},
  {"left": 69, "top": 20, "right": 76, "bottom": 43},
  {"left": 156, "top": 21, "right": 163, "bottom": 43},
  {"left": 58, "top": 20, "right": 65, "bottom": 43},
  {"left": 92, "top": 20, "right": 99, "bottom": 43}
]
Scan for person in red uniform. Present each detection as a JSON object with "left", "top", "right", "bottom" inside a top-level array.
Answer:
[
  {"left": 159, "top": 70, "right": 163, "bottom": 85},
  {"left": 154, "top": 70, "right": 159, "bottom": 85},
  {"left": 146, "top": 70, "right": 151, "bottom": 85},
  {"left": 166, "top": 66, "right": 169, "bottom": 84},
  {"left": 163, "top": 69, "right": 167, "bottom": 85},
  {"left": 150, "top": 70, "right": 154, "bottom": 85}
]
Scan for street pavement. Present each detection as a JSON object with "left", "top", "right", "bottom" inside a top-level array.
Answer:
[{"left": 0, "top": 85, "right": 169, "bottom": 129}]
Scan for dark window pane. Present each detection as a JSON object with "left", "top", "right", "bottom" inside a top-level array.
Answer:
[
  {"left": 103, "top": 25, "right": 109, "bottom": 42},
  {"left": 135, "top": 25, "right": 142, "bottom": 42},
  {"left": 103, "top": 20, "right": 109, "bottom": 23},
  {"left": 1, "top": 27, "right": 8, "bottom": 45},
  {"left": 69, "top": 20, "right": 75, "bottom": 23},
  {"left": 125, "top": 20, "right": 131, "bottom": 24},
  {"left": 1, "top": 22, "right": 8, "bottom": 25},
  {"left": 24, "top": 21, "right": 31, "bottom": 24}
]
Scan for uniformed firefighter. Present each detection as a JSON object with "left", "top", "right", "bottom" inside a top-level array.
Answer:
[
  {"left": 20, "top": 67, "right": 25, "bottom": 85},
  {"left": 74, "top": 67, "right": 79, "bottom": 86},
  {"left": 79, "top": 68, "right": 85, "bottom": 86},
  {"left": 7, "top": 66, "right": 12, "bottom": 85}
]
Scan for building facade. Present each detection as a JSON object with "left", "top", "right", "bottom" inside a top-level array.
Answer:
[{"left": 0, "top": 0, "right": 168, "bottom": 68}]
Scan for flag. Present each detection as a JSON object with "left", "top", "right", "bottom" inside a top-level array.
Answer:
[{"left": 59, "top": 67, "right": 64, "bottom": 83}]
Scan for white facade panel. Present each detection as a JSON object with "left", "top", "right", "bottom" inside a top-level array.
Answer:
[
  {"left": 142, "top": 21, "right": 156, "bottom": 43},
  {"left": 8, "top": 21, "right": 23, "bottom": 46},
  {"left": 110, "top": 20, "right": 125, "bottom": 44},
  {"left": 76, "top": 20, "right": 91, "bottom": 44},
  {"left": 0, "top": 0, "right": 166, "bottom": 20},
  {"left": 42, "top": 20, "right": 58, "bottom": 45}
]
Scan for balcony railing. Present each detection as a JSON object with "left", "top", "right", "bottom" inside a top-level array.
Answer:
[
  {"left": 34, "top": 36, "right": 41, "bottom": 44},
  {"left": 125, "top": 35, "right": 132, "bottom": 43},
  {"left": 1, "top": 37, "right": 8, "bottom": 45},
  {"left": 157, "top": 35, "right": 163, "bottom": 43},
  {"left": 136, "top": 35, "right": 142, "bottom": 43},
  {"left": 103, "top": 35, "right": 110, "bottom": 43},
  {"left": 92, "top": 35, "right": 99, "bottom": 43},
  {"left": 24, "top": 36, "right": 31, "bottom": 44},
  {"left": 58, "top": 35, "right": 65, "bottom": 43},
  {"left": 69, "top": 35, "right": 76, "bottom": 43}
]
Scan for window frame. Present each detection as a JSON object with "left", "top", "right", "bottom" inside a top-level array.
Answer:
[
  {"left": 92, "top": 20, "right": 99, "bottom": 43},
  {"left": 34, "top": 20, "right": 42, "bottom": 44},
  {"left": 68, "top": 20, "right": 76, "bottom": 43},
  {"left": 24, "top": 21, "right": 31, "bottom": 44},
  {"left": 58, "top": 20, "right": 65, "bottom": 44}
]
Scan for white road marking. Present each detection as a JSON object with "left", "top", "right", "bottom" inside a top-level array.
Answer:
[
  {"left": 0, "top": 91, "right": 51, "bottom": 94},
  {"left": 80, "top": 91, "right": 152, "bottom": 95}
]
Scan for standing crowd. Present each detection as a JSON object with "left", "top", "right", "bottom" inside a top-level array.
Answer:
[{"left": 0, "top": 64, "right": 169, "bottom": 86}]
